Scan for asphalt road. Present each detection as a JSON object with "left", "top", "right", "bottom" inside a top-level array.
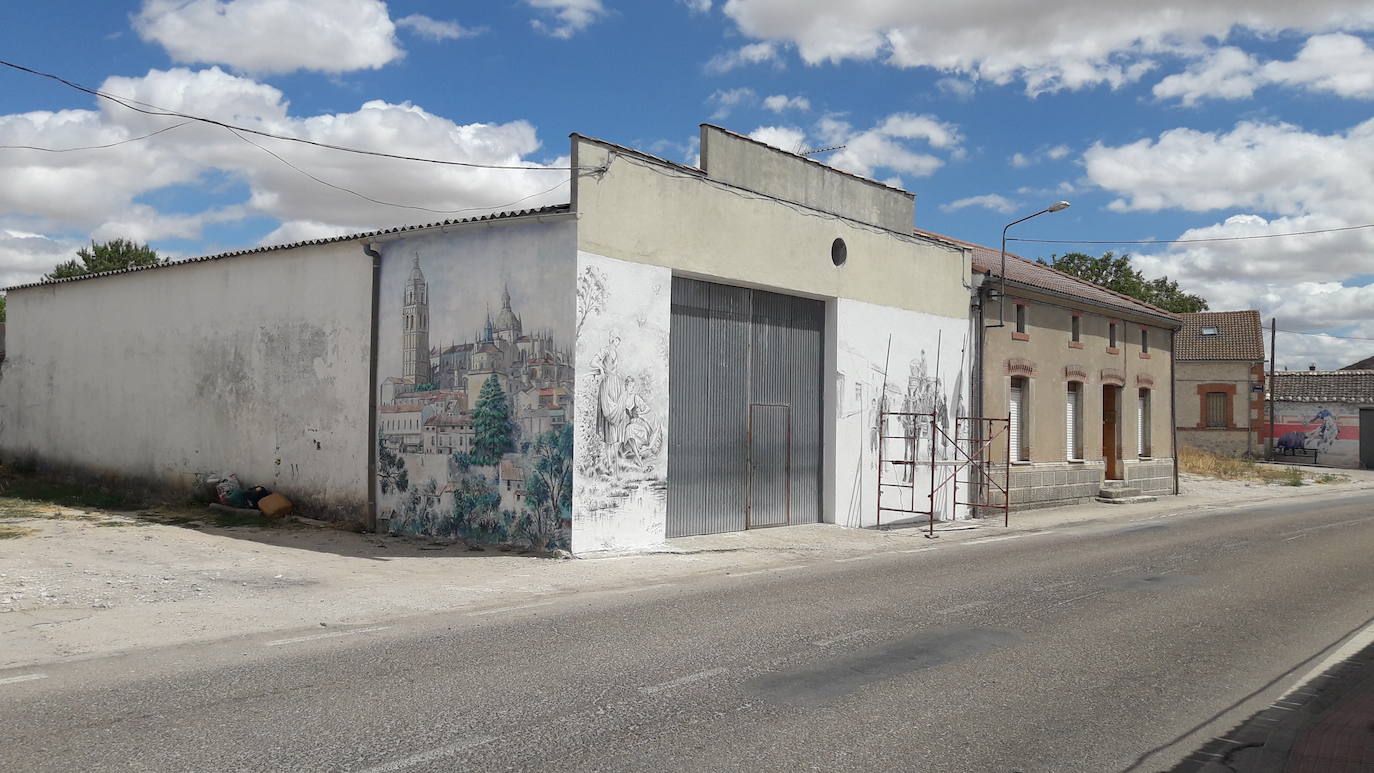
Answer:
[{"left": 4, "top": 490, "right": 1374, "bottom": 772}]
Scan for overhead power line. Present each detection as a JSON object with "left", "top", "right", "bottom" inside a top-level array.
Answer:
[
  {"left": 0, "top": 58, "right": 585, "bottom": 172},
  {"left": 1275, "top": 328, "right": 1374, "bottom": 343},
  {"left": 1009, "top": 223, "right": 1374, "bottom": 245},
  {"left": 0, "top": 121, "right": 191, "bottom": 152}
]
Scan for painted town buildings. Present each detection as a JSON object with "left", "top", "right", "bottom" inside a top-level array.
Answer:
[{"left": 1173, "top": 310, "right": 1266, "bottom": 457}]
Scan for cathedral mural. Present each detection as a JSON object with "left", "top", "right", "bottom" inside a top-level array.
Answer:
[{"left": 374, "top": 222, "right": 576, "bottom": 550}]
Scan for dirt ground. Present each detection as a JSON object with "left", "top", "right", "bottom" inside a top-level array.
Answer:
[{"left": 3, "top": 463, "right": 1373, "bottom": 670}]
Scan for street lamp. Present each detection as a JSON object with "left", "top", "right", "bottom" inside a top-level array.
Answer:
[{"left": 995, "top": 201, "right": 1070, "bottom": 327}]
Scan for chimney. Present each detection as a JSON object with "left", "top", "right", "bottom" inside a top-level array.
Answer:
[{"left": 1309, "top": 363, "right": 1317, "bottom": 371}]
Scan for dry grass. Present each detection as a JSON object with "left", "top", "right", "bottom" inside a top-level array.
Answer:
[
  {"left": 1179, "top": 447, "right": 1347, "bottom": 485},
  {"left": 0, "top": 524, "right": 37, "bottom": 539}
]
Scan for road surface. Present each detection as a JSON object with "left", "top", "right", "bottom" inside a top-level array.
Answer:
[{"left": 4, "top": 490, "right": 1374, "bottom": 772}]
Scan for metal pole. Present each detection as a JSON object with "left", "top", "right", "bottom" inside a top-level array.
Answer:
[
  {"left": 929, "top": 413, "right": 937, "bottom": 539},
  {"left": 1268, "top": 317, "right": 1277, "bottom": 460},
  {"left": 1005, "top": 415, "right": 1011, "bottom": 527}
]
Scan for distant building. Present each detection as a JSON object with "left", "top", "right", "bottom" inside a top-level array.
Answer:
[
  {"left": 1174, "top": 310, "right": 1266, "bottom": 457},
  {"left": 1266, "top": 370, "right": 1374, "bottom": 469}
]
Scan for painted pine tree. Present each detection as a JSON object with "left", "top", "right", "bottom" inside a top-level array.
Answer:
[{"left": 470, "top": 374, "right": 515, "bottom": 466}]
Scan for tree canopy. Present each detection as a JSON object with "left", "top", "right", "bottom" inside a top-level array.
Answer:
[
  {"left": 1036, "top": 251, "right": 1208, "bottom": 314},
  {"left": 469, "top": 374, "right": 516, "bottom": 467},
  {"left": 46, "top": 239, "right": 163, "bottom": 281}
]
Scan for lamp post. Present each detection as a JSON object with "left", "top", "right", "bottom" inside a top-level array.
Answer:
[{"left": 995, "top": 201, "right": 1070, "bottom": 327}]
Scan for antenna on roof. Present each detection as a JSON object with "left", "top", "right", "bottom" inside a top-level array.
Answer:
[{"left": 800, "top": 144, "right": 846, "bottom": 156}]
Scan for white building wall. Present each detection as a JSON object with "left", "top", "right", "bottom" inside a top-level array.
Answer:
[
  {"left": 831, "top": 298, "right": 971, "bottom": 528},
  {"left": 0, "top": 242, "right": 374, "bottom": 515}
]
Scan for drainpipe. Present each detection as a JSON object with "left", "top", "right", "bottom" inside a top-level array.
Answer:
[
  {"left": 1169, "top": 326, "right": 1179, "bottom": 496},
  {"left": 972, "top": 271, "right": 987, "bottom": 507},
  {"left": 363, "top": 242, "right": 382, "bottom": 532}
]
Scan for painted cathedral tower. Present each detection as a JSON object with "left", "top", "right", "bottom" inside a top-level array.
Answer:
[{"left": 402, "top": 254, "right": 431, "bottom": 386}]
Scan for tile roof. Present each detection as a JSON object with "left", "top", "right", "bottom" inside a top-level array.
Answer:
[
  {"left": 912, "top": 228, "right": 1179, "bottom": 325},
  {"left": 3, "top": 204, "right": 571, "bottom": 292},
  {"left": 1176, "top": 310, "right": 1264, "bottom": 361},
  {"left": 1270, "top": 370, "right": 1374, "bottom": 403},
  {"left": 1341, "top": 355, "right": 1374, "bottom": 371}
]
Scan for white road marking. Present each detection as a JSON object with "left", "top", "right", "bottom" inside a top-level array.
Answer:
[
  {"left": 935, "top": 600, "right": 992, "bottom": 616},
  {"left": 465, "top": 601, "right": 554, "bottom": 617},
  {"left": 0, "top": 673, "right": 47, "bottom": 686},
  {"left": 731, "top": 565, "right": 806, "bottom": 578},
  {"left": 898, "top": 546, "right": 939, "bottom": 554},
  {"left": 265, "top": 626, "right": 390, "bottom": 647},
  {"left": 967, "top": 531, "right": 1055, "bottom": 545},
  {"left": 833, "top": 555, "right": 873, "bottom": 563},
  {"left": 640, "top": 667, "right": 729, "bottom": 696},
  {"left": 812, "top": 628, "right": 876, "bottom": 647},
  {"left": 607, "top": 582, "right": 676, "bottom": 594},
  {"left": 1278, "top": 516, "right": 1374, "bottom": 540},
  {"left": 356, "top": 735, "right": 496, "bottom": 772}
]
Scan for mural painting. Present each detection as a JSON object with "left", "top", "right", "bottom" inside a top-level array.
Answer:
[
  {"left": 374, "top": 223, "right": 575, "bottom": 550},
  {"left": 1270, "top": 401, "right": 1361, "bottom": 467},
  {"left": 571, "top": 252, "right": 670, "bottom": 553},
  {"left": 835, "top": 299, "right": 969, "bottom": 527}
]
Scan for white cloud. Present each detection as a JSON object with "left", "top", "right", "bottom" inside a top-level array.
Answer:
[
  {"left": 0, "top": 229, "right": 83, "bottom": 288},
  {"left": 936, "top": 77, "right": 976, "bottom": 100},
  {"left": 706, "top": 42, "right": 781, "bottom": 73},
  {"left": 762, "top": 94, "right": 810, "bottom": 113},
  {"left": 1010, "top": 144, "right": 1074, "bottom": 168},
  {"left": 0, "top": 67, "right": 571, "bottom": 286},
  {"left": 707, "top": 87, "right": 757, "bottom": 119},
  {"left": 1153, "top": 35, "right": 1374, "bottom": 105},
  {"left": 812, "top": 113, "right": 957, "bottom": 179},
  {"left": 134, "top": 0, "right": 403, "bottom": 75},
  {"left": 718, "top": 0, "right": 1374, "bottom": 95},
  {"left": 527, "top": 0, "right": 607, "bottom": 39},
  {"left": 396, "top": 14, "right": 481, "bottom": 42},
  {"left": 941, "top": 194, "right": 1018, "bottom": 214},
  {"left": 748, "top": 126, "right": 807, "bottom": 153},
  {"left": 679, "top": 0, "right": 712, "bottom": 13},
  {"left": 1083, "top": 117, "right": 1374, "bottom": 364}
]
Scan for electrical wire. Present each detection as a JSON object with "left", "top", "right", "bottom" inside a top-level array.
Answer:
[
  {"left": 0, "top": 121, "right": 191, "bottom": 152},
  {"left": 226, "top": 127, "right": 580, "bottom": 215},
  {"left": 1009, "top": 223, "right": 1374, "bottom": 245},
  {"left": 0, "top": 58, "right": 586, "bottom": 172},
  {"left": 1275, "top": 328, "right": 1374, "bottom": 342}
]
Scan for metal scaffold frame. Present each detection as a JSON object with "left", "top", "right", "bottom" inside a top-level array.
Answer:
[{"left": 877, "top": 412, "right": 1012, "bottom": 537}]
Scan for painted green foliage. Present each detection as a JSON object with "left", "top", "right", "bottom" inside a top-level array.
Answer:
[
  {"left": 377, "top": 439, "right": 409, "bottom": 495},
  {"left": 469, "top": 374, "right": 516, "bottom": 466},
  {"left": 517, "top": 424, "right": 573, "bottom": 549}
]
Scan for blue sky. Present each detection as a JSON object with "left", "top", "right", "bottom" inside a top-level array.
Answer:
[{"left": 1, "top": 1, "right": 1372, "bottom": 367}]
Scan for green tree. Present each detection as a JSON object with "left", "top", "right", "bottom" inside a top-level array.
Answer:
[
  {"left": 46, "top": 239, "right": 163, "bottom": 280},
  {"left": 518, "top": 425, "right": 573, "bottom": 550},
  {"left": 469, "top": 374, "right": 515, "bottom": 466},
  {"left": 0, "top": 295, "right": 6, "bottom": 323},
  {"left": 1037, "top": 251, "right": 1208, "bottom": 314}
]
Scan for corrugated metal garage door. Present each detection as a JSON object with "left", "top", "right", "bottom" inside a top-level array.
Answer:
[{"left": 667, "top": 277, "right": 823, "bottom": 537}]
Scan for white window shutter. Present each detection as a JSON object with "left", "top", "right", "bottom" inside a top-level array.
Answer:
[
  {"left": 1137, "top": 393, "right": 1145, "bottom": 457},
  {"left": 1009, "top": 386, "right": 1023, "bottom": 462},
  {"left": 1066, "top": 385, "right": 1079, "bottom": 460}
]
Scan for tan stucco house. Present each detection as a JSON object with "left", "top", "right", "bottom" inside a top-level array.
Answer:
[
  {"left": 917, "top": 231, "right": 1181, "bottom": 508},
  {"left": 1174, "top": 310, "right": 1266, "bottom": 457}
]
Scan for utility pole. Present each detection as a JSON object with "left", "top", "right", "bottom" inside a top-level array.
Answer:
[{"left": 1267, "top": 317, "right": 1276, "bottom": 460}]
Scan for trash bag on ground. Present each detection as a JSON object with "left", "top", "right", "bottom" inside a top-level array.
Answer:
[{"left": 214, "top": 473, "right": 250, "bottom": 509}]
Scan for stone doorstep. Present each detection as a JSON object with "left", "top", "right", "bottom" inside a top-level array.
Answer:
[
  {"left": 1098, "top": 485, "right": 1144, "bottom": 499},
  {"left": 1095, "top": 495, "right": 1158, "bottom": 505}
]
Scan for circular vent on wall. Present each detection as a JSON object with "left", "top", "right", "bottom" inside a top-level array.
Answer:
[{"left": 831, "top": 237, "right": 848, "bottom": 267}]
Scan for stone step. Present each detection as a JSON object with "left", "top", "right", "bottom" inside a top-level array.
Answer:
[
  {"left": 1097, "top": 486, "right": 1143, "bottom": 499},
  {"left": 1095, "top": 495, "right": 1158, "bottom": 505}
]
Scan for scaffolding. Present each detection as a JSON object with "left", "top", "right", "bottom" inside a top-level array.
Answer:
[{"left": 877, "top": 412, "right": 1011, "bottom": 537}]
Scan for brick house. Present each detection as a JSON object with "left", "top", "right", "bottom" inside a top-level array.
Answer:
[{"left": 1174, "top": 310, "right": 1265, "bottom": 457}]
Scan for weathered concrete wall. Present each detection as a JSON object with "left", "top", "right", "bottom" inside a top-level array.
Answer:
[
  {"left": 0, "top": 243, "right": 373, "bottom": 517},
  {"left": 372, "top": 218, "right": 577, "bottom": 549},
  {"left": 571, "top": 252, "right": 670, "bottom": 554},
  {"left": 572, "top": 136, "right": 969, "bottom": 321},
  {"left": 698, "top": 126, "right": 916, "bottom": 233}
]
